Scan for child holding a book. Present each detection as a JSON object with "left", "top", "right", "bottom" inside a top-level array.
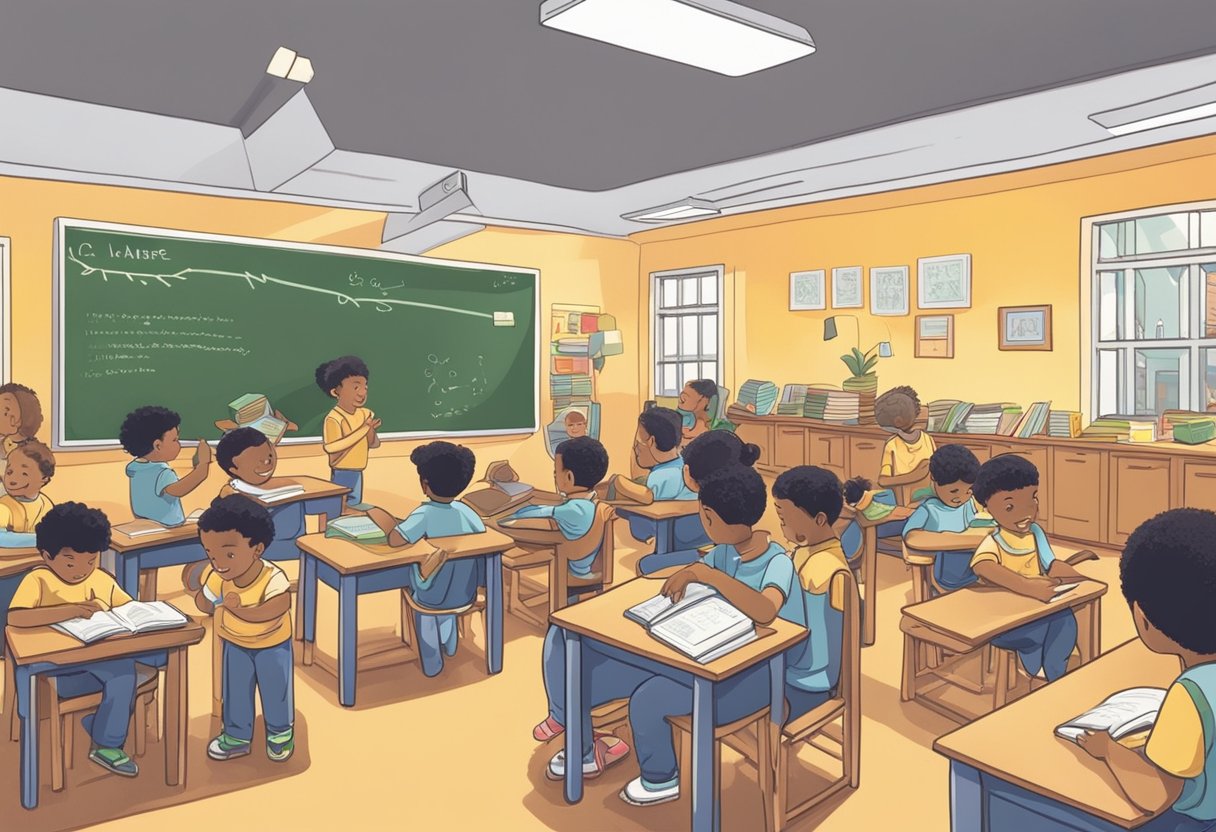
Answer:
[
  {"left": 365, "top": 441, "right": 485, "bottom": 677},
  {"left": 1077, "top": 508, "right": 1216, "bottom": 829},
  {"left": 901, "top": 444, "right": 988, "bottom": 592},
  {"left": 120, "top": 405, "right": 213, "bottom": 528},
  {"left": 8, "top": 502, "right": 141, "bottom": 776},
  {"left": 970, "top": 454, "right": 1089, "bottom": 681},
  {"left": 216, "top": 428, "right": 304, "bottom": 560},
  {"left": 0, "top": 439, "right": 55, "bottom": 547},
  {"left": 316, "top": 355, "right": 379, "bottom": 511},
  {"left": 193, "top": 495, "right": 295, "bottom": 762}
]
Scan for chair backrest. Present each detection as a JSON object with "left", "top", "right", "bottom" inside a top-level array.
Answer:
[
  {"left": 832, "top": 567, "right": 861, "bottom": 712},
  {"left": 556, "top": 501, "right": 617, "bottom": 584}
]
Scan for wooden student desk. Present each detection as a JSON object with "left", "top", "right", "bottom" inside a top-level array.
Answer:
[
  {"left": 297, "top": 528, "right": 510, "bottom": 707},
  {"left": 107, "top": 476, "right": 349, "bottom": 598},
  {"left": 4, "top": 616, "right": 206, "bottom": 809},
  {"left": 550, "top": 575, "right": 807, "bottom": 832},
  {"left": 605, "top": 498, "right": 701, "bottom": 554},
  {"left": 935, "top": 639, "right": 1184, "bottom": 831},
  {"left": 900, "top": 579, "right": 1107, "bottom": 722}
]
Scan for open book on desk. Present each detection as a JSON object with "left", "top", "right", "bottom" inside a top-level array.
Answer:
[
  {"left": 230, "top": 478, "right": 306, "bottom": 503},
  {"left": 1056, "top": 687, "right": 1167, "bottom": 747},
  {"left": 114, "top": 509, "right": 205, "bottom": 538},
  {"left": 464, "top": 460, "right": 534, "bottom": 517},
  {"left": 53, "top": 600, "right": 189, "bottom": 644},
  {"left": 625, "top": 582, "right": 757, "bottom": 663}
]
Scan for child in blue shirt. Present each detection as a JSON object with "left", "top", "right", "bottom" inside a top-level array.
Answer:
[
  {"left": 120, "top": 406, "right": 212, "bottom": 527},
  {"left": 366, "top": 441, "right": 485, "bottom": 677},
  {"left": 505, "top": 436, "right": 609, "bottom": 580},
  {"left": 901, "top": 444, "right": 986, "bottom": 592},
  {"left": 1078, "top": 509, "right": 1216, "bottom": 830}
]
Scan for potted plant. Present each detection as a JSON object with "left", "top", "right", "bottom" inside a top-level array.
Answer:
[{"left": 840, "top": 347, "right": 881, "bottom": 424}]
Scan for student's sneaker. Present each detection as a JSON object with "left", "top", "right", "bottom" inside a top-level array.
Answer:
[
  {"left": 619, "top": 775, "right": 680, "bottom": 806},
  {"left": 533, "top": 715, "right": 564, "bottom": 742},
  {"left": 266, "top": 730, "right": 294, "bottom": 762},
  {"left": 207, "top": 733, "right": 252, "bottom": 761},
  {"left": 89, "top": 746, "right": 139, "bottom": 777},
  {"left": 545, "top": 737, "right": 630, "bottom": 781}
]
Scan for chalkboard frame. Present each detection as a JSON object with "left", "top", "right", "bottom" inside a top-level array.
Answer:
[{"left": 52, "top": 218, "right": 541, "bottom": 450}]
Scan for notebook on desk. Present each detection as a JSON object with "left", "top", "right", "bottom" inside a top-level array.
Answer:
[
  {"left": 230, "top": 478, "right": 306, "bottom": 503},
  {"left": 53, "top": 600, "right": 189, "bottom": 644},
  {"left": 625, "top": 582, "right": 758, "bottom": 663}
]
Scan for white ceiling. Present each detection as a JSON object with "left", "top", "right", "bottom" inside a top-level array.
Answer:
[{"left": 1, "top": 2, "right": 1215, "bottom": 239}]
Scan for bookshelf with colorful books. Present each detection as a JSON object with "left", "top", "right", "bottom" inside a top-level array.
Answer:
[{"left": 545, "top": 304, "right": 621, "bottom": 456}]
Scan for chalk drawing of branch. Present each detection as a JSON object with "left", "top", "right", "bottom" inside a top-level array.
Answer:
[{"left": 68, "top": 248, "right": 493, "bottom": 320}]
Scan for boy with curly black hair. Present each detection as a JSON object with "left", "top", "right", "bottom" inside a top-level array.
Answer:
[
  {"left": 120, "top": 405, "right": 212, "bottom": 527},
  {"left": 316, "top": 355, "right": 379, "bottom": 510}
]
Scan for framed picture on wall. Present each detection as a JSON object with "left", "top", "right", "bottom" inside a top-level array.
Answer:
[
  {"left": 999, "top": 305, "right": 1053, "bottom": 351},
  {"left": 831, "top": 266, "right": 863, "bottom": 308},
  {"left": 918, "top": 253, "right": 971, "bottom": 309},
  {"left": 789, "top": 270, "right": 826, "bottom": 310},
  {"left": 915, "top": 315, "right": 955, "bottom": 358},
  {"left": 870, "top": 266, "right": 909, "bottom": 316}
]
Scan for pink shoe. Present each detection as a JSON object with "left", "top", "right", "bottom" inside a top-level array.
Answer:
[{"left": 534, "top": 715, "right": 564, "bottom": 742}]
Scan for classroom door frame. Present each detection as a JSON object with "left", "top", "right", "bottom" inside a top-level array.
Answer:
[{"left": 0, "top": 237, "right": 10, "bottom": 384}]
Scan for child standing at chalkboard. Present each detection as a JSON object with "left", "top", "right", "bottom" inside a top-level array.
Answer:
[{"left": 316, "top": 356, "right": 380, "bottom": 512}]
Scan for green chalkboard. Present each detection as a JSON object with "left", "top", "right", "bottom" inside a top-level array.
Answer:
[{"left": 54, "top": 220, "right": 538, "bottom": 447}]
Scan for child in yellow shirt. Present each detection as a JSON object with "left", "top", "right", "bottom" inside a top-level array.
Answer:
[
  {"left": 194, "top": 495, "right": 295, "bottom": 762},
  {"left": 875, "top": 385, "right": 935, "bottom": 496},
  {"left": 316, "top": 355, "right": 379, "bottom": 511},
  {"left": 0, "top": 439, "right": 55, "bottom": 547},
  {"left": 9, "top": 502, "right": 141, "bottom": 777}
]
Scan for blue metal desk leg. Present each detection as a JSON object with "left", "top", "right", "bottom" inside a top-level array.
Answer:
[
  {"left": 118, "top": 552, "right": 141, "bottom": 600},
  {"left": 20, "top": 669, "right": 38, "bottom": 809},
  {"left": 484, "top": 553, "right": 503, "bottom": 675},
  {"left": 654, "top": 518, "right": 674, "bottom": 555},
  {"left": 949, "top": 761, "right": 984, "bottom": 832},
  {"left": 691, "top": 676, "right": 717, "bottom": 832},
  {"left": 563, "top": 630, "right": 583, "bottom": 805},
  {"left": 301, "top": 553, "right": 317, "bottom": 664},
  {"left": 338, "top": 575, "right": 358, "bottom": 707}
]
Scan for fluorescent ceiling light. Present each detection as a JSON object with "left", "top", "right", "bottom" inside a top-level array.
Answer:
[
  {"left": 539, "top": 0, "right": 814, "bottom": 77},
  {"left": 1091, "top": 82, "right": 1216, "bottom": 136},
  {"left": 266, "top": 47, "right": 314, "bottom": 84},
  {"left": 1102, "top": 102, "right": 1216, "bottom": 136},
  {"left": 623, "top": 197, "right": 720, "bottom": 223}
]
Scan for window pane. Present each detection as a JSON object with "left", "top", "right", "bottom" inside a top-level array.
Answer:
[
  {"left": 1134, "top": 348, "right": 1187, "bottom": 415},
  {"left": 1203, "top": 212, "right": 1216, "bottom": 249},
  {"left": 1205, "top": 264, "right": 1216, "bottom": 338},
  {"left": 1098, "top": 271, "right": 1122, "bottom": 341},
  {"left": 701, "top": 315, "right": 717, "bottom": 356},
  {"left": 681, "top": 276, "right": 699, "bottom": 306},
  {"left": 681, "top": 315, "right": 699, "bottom": 358},
  {"left": 1098, "top": 350, "right": 1119, "bottom": 416},
  {"left": 1098, "top": 222, "right": 1121, "bottom": 259},
  {"left": 1132, "top": 213, "right": 1190, "bottom": 255},
  {"left": 701, "top": 362, "right": 717, "bottom": 383},
  {"left": 682, "top": 362, "right": 699, "bottom": 386},
  {"left": 661, "top": 364, "right": 677, "bottom": 397},
  {"left": 1204, "top": 349, "right": 1216, "bottom": 412},
  {"left": 701, "top": 275, "right": 718, "bottom": 305},
  {"left": 661, "top": 317, "right": 678, "bottom": 358},
  {"left": 661, "top": 278, "right": 678, "bottom": 309},
  {"left": 1133, "top": 267, "right": 1187, "bottom": 339}
]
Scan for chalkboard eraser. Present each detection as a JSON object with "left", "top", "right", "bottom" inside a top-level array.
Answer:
[{"left": 494, "top": 312, "right": 515, "bottom": 327}]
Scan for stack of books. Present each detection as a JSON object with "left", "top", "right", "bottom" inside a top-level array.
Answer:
[
  {"left": 555, "top": 336, "right": 591, "bottom": 356},
  {"left": 737, "top": 379, "right": 779, "bottom": 416},
  {"left": 1083, "top": 415, "right": 1157, "bottom": 443},
  {"left": 550, "top": 373, "right": 593, "bottom": 410},
  {"left": 227, "top": 394, "right": 288, "bottom": 443},
  {"left": 804, "top": 386, "right": 860, "bottom": 424},
  {"left": 1014, "top": 401, "right": 1052, "bottom": 438},
  {"left": 777, "top": 384, "right": 810, "bottom": 416},
  {"left": 1048, "top": 410, "right": 1082, "bottom": 438},
  {"left": 1158, "top": 411, "right": 1216, "bottom": 444},
  {"left": 551, "top": 355, "right": 591, "bottom": 375},
  {"left": 927, "top": 400, "right": 960, "bottom": 432},
  {"left": 962, "top": 403, "right": 1023, "bottom": 435},
  {"left": 325, "top": 515, "right": 387, "bottom": 544}
]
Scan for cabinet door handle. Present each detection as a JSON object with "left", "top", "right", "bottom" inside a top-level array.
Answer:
[
  {"left": 1063, "top": 459, "right": 1087, "bottom": 464},
  {"left": 1126, "top": 464, "right": 1158, "bottom": 471},
  {"left": 1193, "top": 472, "right": 1216, "bottom": 479},
  {"left": 855, "top": 443, "right": 877, "bottom": 450}
]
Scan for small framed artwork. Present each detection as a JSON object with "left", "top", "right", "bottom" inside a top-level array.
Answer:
[
  {"left": 999, "top": 305, "right": 1053, "bottom": 351},
  {"left": 831, "top": 266, "right": 863, "bottom": 308},
  {"left": 915, "top": 315, "right": 954, "bottom": 358},
  {"left": 918, "top": 253, "right": 971, "bottom": 309},
  {"left": 870, "top": 266, "right": 909, "bottom": 316},
  {"left": 789, "top": 270, "right": 826, "bottom": 311}
]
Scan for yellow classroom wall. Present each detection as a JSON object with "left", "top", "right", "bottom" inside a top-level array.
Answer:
[
  {"left": 0, "top": 175, "right": 641, "bottom": 512},
  {"left": 633, "top": 135, "right": 1216, "bottom": 415}
]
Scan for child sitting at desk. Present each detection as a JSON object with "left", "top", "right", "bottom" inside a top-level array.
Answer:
[
  {"left": 120, "top": 405, "right": 213, "bottom": 528},
  {"left": 0, "top": 439, "right": 55, "bottom": 547},
  {"left": 216, "top": 427, "right": 304, "bottom": 560},
  {"left": 317, "top": 355, "right": 379, "bottom": 511},
  {"left": 193, "top": 495, "right": 295, "bottom": 763},
  {"left": 901, "top": 444, "right": 985, "bottom": 593},
  {"left": 1077, "top": 509, "right": 1216, "bottom": 830},
  {"left": 0, "top": 382, "right": 43, "bottom": 467},
  {"left": 365, "top": 441, "right": 485, "bottom": 677},
  {"left": 9, "top": 502, "right": 141, "bottom": 777},
  {"left": 970, "top": 454, "right": 1089, "bottom": 682}
]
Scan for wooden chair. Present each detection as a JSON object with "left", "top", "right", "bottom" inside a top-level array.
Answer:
[
  {"left": 669, "top": 569, "right": 862, "bottom": 832},
  {"left": 502, "top": 503, "right": 617, "bottom": 628},
  {"left": 400, "top": 587, "right": 487, "bottom": 665}
]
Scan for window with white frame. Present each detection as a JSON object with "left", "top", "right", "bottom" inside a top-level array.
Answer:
[
  {"left": 652, "top": 266, "right": 723, "bottom": 397},
  {"left": 1091, "top": 208, "right": 1216, "bottom": 416}
]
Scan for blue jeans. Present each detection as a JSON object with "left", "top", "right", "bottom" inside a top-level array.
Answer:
[
  {"left": 1149, "top": 811, "right": 1216, "bottom": 831},
  {"left": 637, "top": 548, "right": 701, "bottom": 575},
  {"left": 785, "top": 685, "right": 832, "bottom": 722},
  {"left": 51, "top": 659, "right": 138, "bottom": 749},
  {"left": 991, "top": 608, "right": 1077, "bottom": 682},
  {"left": 933, "top": 550, "right": 978, "bottom": 592},
  {"left": 407, "top": 559, "right": 482, "bottom": 677},
  {"left": 543, "top": 626, "right": 769, "bottom": 784},
  {"left": 331, "top": 468, "right": 363, "bottom": 506},
  {"left": 222, "top": 638, "right": 294, "bottom": 742}
]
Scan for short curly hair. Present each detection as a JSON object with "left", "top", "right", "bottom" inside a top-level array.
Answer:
[
  {"left": 118, "top": 405, "right": 181, "bottom": 457},
  {"left": 972, "top": 454, "right": 1039, "bottom": 506},
  {"left": 36, "top": 501, "right": 110, "bottom": 557},
  {"left": 875, "top": 385, "right": 920, "bottom": 429},
  {"left": 0, "top": 383, "right": 43, "bottom": 439},
  {"left": 773, "top": 465, "right": 845, "bottom": 525},
  {"left": 198, "top": 494, "right": 275, "bottom": 549},
  {"left": 555, "top": 436, "right": 609, "bottom": 489},
  {"left": 11, "top": 438, "right": 55, "bottom": 480},
  {"left": 411, "top": 441, "right": 476, "bottom": 498},
  {"left": 930, "top": 444, "right": 981, "bottom": 486},
  {"left": 700, "top": 465, "right": 767, "bottom": 527},
  {"left": 315, "top": 356, "right": 369, "bottom": 396}
]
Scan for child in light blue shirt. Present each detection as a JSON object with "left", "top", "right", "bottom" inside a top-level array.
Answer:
[
  {"left": 901, "top": 444, "right": 985, "bottom": 592},
  {"left": 120, "top": 406, "right": 212, "bottom": 527},
  {"left": 367, "top": 441, "right": 485, "bottom": 677}
]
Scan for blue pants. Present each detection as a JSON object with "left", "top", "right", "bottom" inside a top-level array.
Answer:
[
  {"left": 991, "top": 608, "right": 1077, "bottom": 682},
  {"left": 331, "top": 468, "right": 364, "bottom": 506},
  {"left": 637, "top": 548, "right": 701, "bottom": 575},
  {"left": 1150, "top": 811, "right": 1216, "bottom": 831},
  {"left": 222, "top": 638, "right": 294, "bottom": 742},
  {"left": 50, "top": 659, "right": 138, "bottom": 749},
  {"left": 543, "top": 626, "right": 769, "bottom": 784},
  {"left": 933, "top": 550, "right": 978, "bottom": 592},
  {"left": 785, "top": 685, "right": 832, "bottom": 722},
  {"left": 407, "top": 559, "right": 482, "bottom": 677}
]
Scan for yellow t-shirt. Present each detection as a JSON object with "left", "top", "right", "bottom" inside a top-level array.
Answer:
[
  {"left": 203, "top": 561, "right": 292, "bottom": 649},
  {"left": 793, "top": 539, "right": 849, "bottom": 611},
  {"left": 10, "top": 566, "right": 132, "bottom": 610},
  {"left": 879, "top": 432, "right": 937, "bottom": 477},
  {"left": 1147, "top": 682, "right": 1206, "bottom": 779},
  {"left": 0, "top": 492, "right": 53, "bottom": 533},
  {"left": 322, "top": 406, "right": 374, "bottom": 471},
  {"left": 970, "top": 530, "right": 1044, "bottom": 578}
]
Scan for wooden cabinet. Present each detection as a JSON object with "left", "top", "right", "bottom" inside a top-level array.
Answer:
[
  {"left": 1183, "top": 461, "right": 1216, "bottom": 512},
  {"left": 736, "top": 422, "right": 773, "bottom": 470},
  {"left": 992, "top": 443, "right": 1052, "bottom": 532},
  {"left": 1109, "top": 455, "right": 1171, "bottom": 546},
  {"left": 773, "top": 426, "right": 807, "bottom": 471},
  {"left": 1052, "top": 448, "right": 1104, "bottom": 543},
  {"left": 808, "top": 431, "right": 847, "bottom": 479},
  {"left": 849, "top": 436, "right": 885, "bottom": 481},
  {"left": 936, "top": 436, "right": 992, "bottom": 463}
]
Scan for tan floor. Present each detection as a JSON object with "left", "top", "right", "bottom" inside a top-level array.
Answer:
[{"left": 0, "top": 505, "right": 1134, "bottom": 832}]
